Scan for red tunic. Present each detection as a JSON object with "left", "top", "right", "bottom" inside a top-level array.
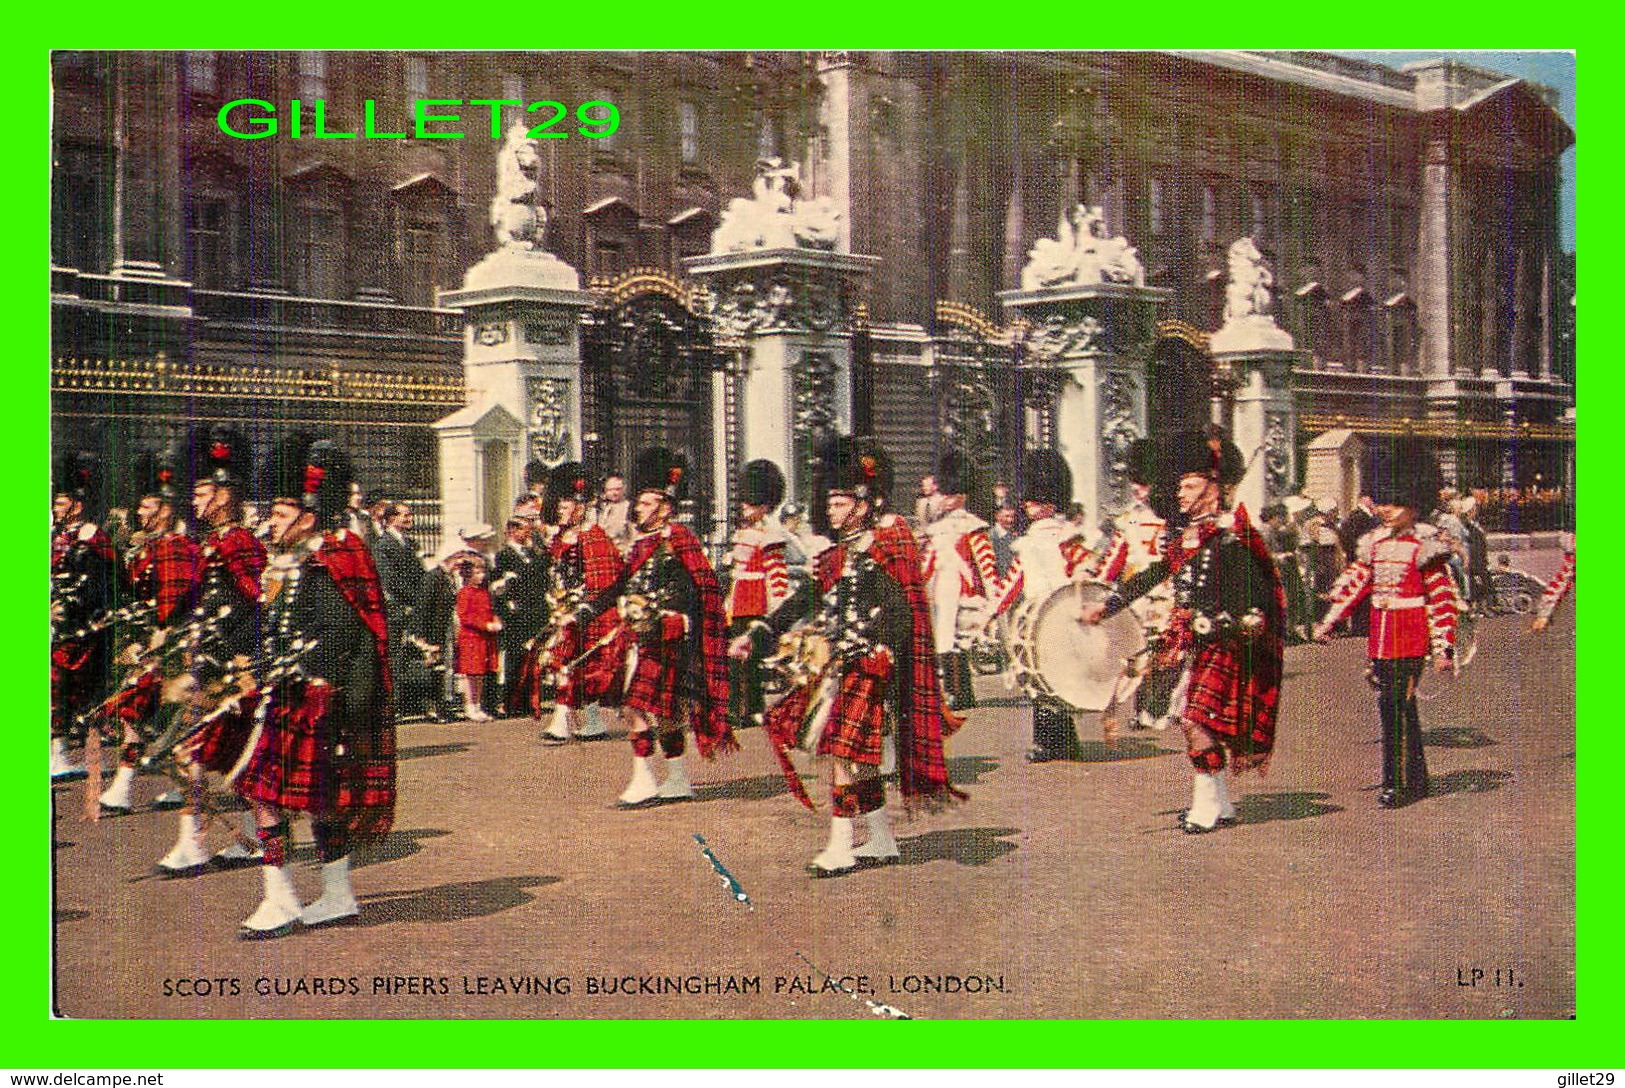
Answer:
[
  {"left": 455, "top": 584, "right": 499, "bottom": 675},
  {"left": 1320, "top": 524, "right": 1459, "bottom": 660}
]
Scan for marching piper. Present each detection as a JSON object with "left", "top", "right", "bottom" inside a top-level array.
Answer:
[
  {"left": 738, "top": 435, "right": 962, "bottom": 875},
  {"left": 154, "top": 426, "right": 269, "bottom": 874},
  {"left": 51, "top": 451, "right": 117, "bottom": 781},
  {"left": 574, "top": 448, "right": 735, "bottom": 806},
  {"left": 203, "top": 437, "right": 396, "bottom": 938},
  {"left": 1314, "top": 439, "right": 1459, "bottom": 809},
  {"left": 1082, "top": 430, "right": 1287, "bottom": 833},
  {"left": 723, "top": 459, "right": 797, "bottom": 731},
  {"left": 536, "top": 461, "right": 626, "bottom": 744}
]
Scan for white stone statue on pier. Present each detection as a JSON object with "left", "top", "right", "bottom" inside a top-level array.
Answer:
[
  {"left": 1019, "top": 204, "right": 1145, "bottom": 291},
  {"left": 711, "top": 158, "right": 842, "bottom": 254},
  {"left": 460, "top": 122, "right": 579, "bottom": 292},
  {"left": 491, "top": 122, "right": 546, "bottom": 250},
  {"left": 1209, "top": 236, "right": 1295, "bottom": 353}
]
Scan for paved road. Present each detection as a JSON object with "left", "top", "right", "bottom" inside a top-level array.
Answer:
[{"left": 52, "top": 605, "right": 1575, "bottom": 1020}]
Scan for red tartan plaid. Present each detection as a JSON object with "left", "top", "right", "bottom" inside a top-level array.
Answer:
[
  {"left": 233, "top": 677, "right": 397, "bottom": 838},
  {"left": 105, "top": 668, "right": 162, "bottom": 733},
  {"left": 817, "top": 649, "right": 892, "bottom": 765},
  {"left": 1165, "top": 509, "right": 1285, "bottom": 775},
  {"left": 204, "top": 525, "right": 267, "bottom": 605},
  {"left": 623, "top": 634, "right": 684, "bottom": 721},
  {"left": 136, "top": 532, "right": 204, "bottom": 625},
  {"left": 180, "top": 694, "right": 259, "bottom": 775},
  {"left": 546, "top": 621, "right": 629, "bottom": 707},
  {"left": 50, "top": 642, "right": 104, "bottom": 733},
  {"left": 867, "top": 520, "right": 961, "bottom": 806},
  {"left": 622, "top": 525, "right": 736, "bottom": 758}
]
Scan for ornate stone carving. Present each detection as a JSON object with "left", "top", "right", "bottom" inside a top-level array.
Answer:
[
  {"left": 1019, "top": 204, "right": 1145, "bottom": 291},
  {"left": 527, "top": 377, "right": 571, "bottom": 467},
  {"left": 524, "top": 318, "right": 572, "bottom": 346},
  {"left": 1025, "top": 313, "right": 1104, "bottom": 360},
  {"left": 710, "top": 158, "right": 842, "bottom": 254},
  {"left": 793, "top": 351, "right": 838, "bottom": 455},
  {"left": 475, "top": 322, "right": 509, "bottom": 347},
  {"left": 1098, "top": 370, "right": 1143, "bottom": 486},
  {"left": 705, "top": 269, "right": 845, "bottom": 339},
  {"left": 1210, "top": 236, "right": 1295, "bottom": 353},
  {"left": 1264, "top": 412, "right": 1292, "bottom": 494}
]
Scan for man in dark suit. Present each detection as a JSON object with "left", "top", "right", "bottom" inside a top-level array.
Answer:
[
  {"left": 373, "top": 503, "right": 427, "bottom": 718},
  {"left": 1336, "top": 493, "right": 1379, "bottom": 636},
  {"left": 492, "top": 513, "right": 550, "bottom": 716}
]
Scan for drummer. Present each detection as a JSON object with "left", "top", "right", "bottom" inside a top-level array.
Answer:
[
  {"left": 1007, "top": 450, "right": 1091, "bottom": 763},
  {"left": 1081, "top": 429, "right": 1287, "bottom": 832}
]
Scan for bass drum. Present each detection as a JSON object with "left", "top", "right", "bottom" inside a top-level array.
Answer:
[{"left": 1006, "top": 582, "right": 1146, "bottom": 712}]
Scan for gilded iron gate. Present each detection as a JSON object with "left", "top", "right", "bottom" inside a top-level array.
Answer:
[{"left": 581, "top": 271, "right": 723, "bottom": 536}]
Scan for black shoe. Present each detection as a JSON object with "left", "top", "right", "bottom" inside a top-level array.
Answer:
[
  {"left": 1377, "top": 788, "right": 1422, "bottom": 809},
  {"left": 854, "top": 854, "right": 901, "bottom": 869},
  {"left": 98, "top": 803, "right": 132, "bottom": 817},
  {"left": 1177, "top": 810, "right": 1238, "bottom": 831},
  {"left": 807, "top": 861, "right": 857, "bottom": 879},
  {"left": 1026, "top": 746, "right": 1064, "bottom": 764}
]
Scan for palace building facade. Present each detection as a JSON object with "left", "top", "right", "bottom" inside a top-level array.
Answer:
[{"left": 51, "top": 50, "right": 1574, "bottom": 539}]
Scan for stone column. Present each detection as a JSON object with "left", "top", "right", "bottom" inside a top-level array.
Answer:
[
  {"left": 1213, "top": 349, "right": 1309, "bottom": 517},
  {"left": 997, "top": 283, "right": 1171, "bottom": 537},
  {"left": 1417, "top": 135, "right": 1454, "bottom": 380},
  {"left": 685, "top": 248, "right": 878, "bottom": 499},
  {"left": 436, "top": 249, "right": 593, "bottom": 536}
]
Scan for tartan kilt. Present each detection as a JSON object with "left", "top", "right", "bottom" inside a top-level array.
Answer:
[
  {"left": 233, "top": 678, "right": 398, "bottom": 837},
  {"left": 548, "top": 620, "right": 627, "bottom": 708},
  {"left": 762, "top": 651, "right": 892, "bottom": 766},
  {"left": 1179, "top": 638, "right": 1280, "bottom": 768},
  {"left": 180, "top": 694, "right": 261, "bottom": 776},
  {"left": 50, "top": 639, "right": 108, "bottom": 736},
  {"left": 623, "top": 634, "right": 682, "bottom": 721}
]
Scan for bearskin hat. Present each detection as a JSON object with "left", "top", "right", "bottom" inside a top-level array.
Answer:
[
  {"left": 1022, "top": 448, "right": 1073, "bottom": 510},
  {"left": 1126, "top": 437, "right": 1159, "bottom": 487},
  {"left": 1362, "top": 437, "right": 1442, "bottom": 514},
  {"left": 525, "top": 459, "right": 549, "bottom": 492},
  {"left": 53, "top": 450, "right": 101, "bottom": 511},
  {"left": 132, "top": 439, "right": 191, "bottom": 505},
  {"left": 542, "top": 461, "right": 591, "bottom": 524},
  {"left": 1164, "top": 428, "right": 1246, "bottom": 488},
  {"left": 854, "top": 436, "right": 894, "bottom": 505},
  {"left": 270, "top": 434, "right": 354, "bottom": 525},
  {"left": 738, "top": 459, "right": 786, "bottom": 509},
  {"left": 199, "top": 425, "right": 253, "bottom": 491},
  {"left": 936, "top": 448, "right": 972, "bottom": 497},
  {"left": 630, "top": 446, "right": 689, "bottom": 504}
]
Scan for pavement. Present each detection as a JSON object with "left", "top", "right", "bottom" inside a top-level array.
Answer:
[{"left": 51, "top": 603, "right": 1575, "bottom": 1020}]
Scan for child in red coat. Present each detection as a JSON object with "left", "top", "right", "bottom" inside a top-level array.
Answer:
[{"left": 454, "top": 559, "right": 502, "bottom": 722}]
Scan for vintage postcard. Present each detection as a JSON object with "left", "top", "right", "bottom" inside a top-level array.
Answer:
[{"left": 47, "top": 48, "right": 1575, "bottom": 1025}]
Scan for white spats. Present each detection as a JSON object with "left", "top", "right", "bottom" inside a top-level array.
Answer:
[
  {"left": 655, "top": 755, "right": 694, "bottom": 801},
  {"left": 1216, "top": 768, "right": 1239, "bottom": 823},
  {"left": 299, "top": 856, "right": 360, "bottom": 927},
  {"left": 573, "top": 705, "right": 609, "bottom": 738},
  {"left": 239, "top": 866, "right": 302, "bottom": 939},
  {"left": 50, "top": 738, "right": 85, "bottom": 779},
  {"left": 810, "top": 816, "right": 857, "bottom": 875},
  {"left": 156, "top": 814, "right": 211, "bottom": 874},
  {"left": 543, "top": 703, "right": 572, "bottom": 741},
  {"left": 618, "top": 755, "right": 660, "bottom": 807},
  {"left": 98, "top": 765, "right": 136, "bottom": 811},
  {"left": 1183, "top": 771, "right": 1223, "bottom": 832},
  {"left": 852, "top": 806, "right": 900, "bottom": 863}
]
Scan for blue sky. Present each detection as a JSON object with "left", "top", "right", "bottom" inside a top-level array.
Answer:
[{"left": 1333, "top": 51, "right": 1576, "bottom": 251}]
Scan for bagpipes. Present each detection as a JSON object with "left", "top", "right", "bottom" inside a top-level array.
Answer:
[
  {"left": 545, "top": 543, "right": 679, "bottom": 683},
  {"left": 72, "top": 604, "right": 233, "bottom": 740},
  {"left": 52, "top": 581, "right": 155, "bottom": 647},
  {"left": 143, "top": 634, "right": 320, "bottom": 775}
]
